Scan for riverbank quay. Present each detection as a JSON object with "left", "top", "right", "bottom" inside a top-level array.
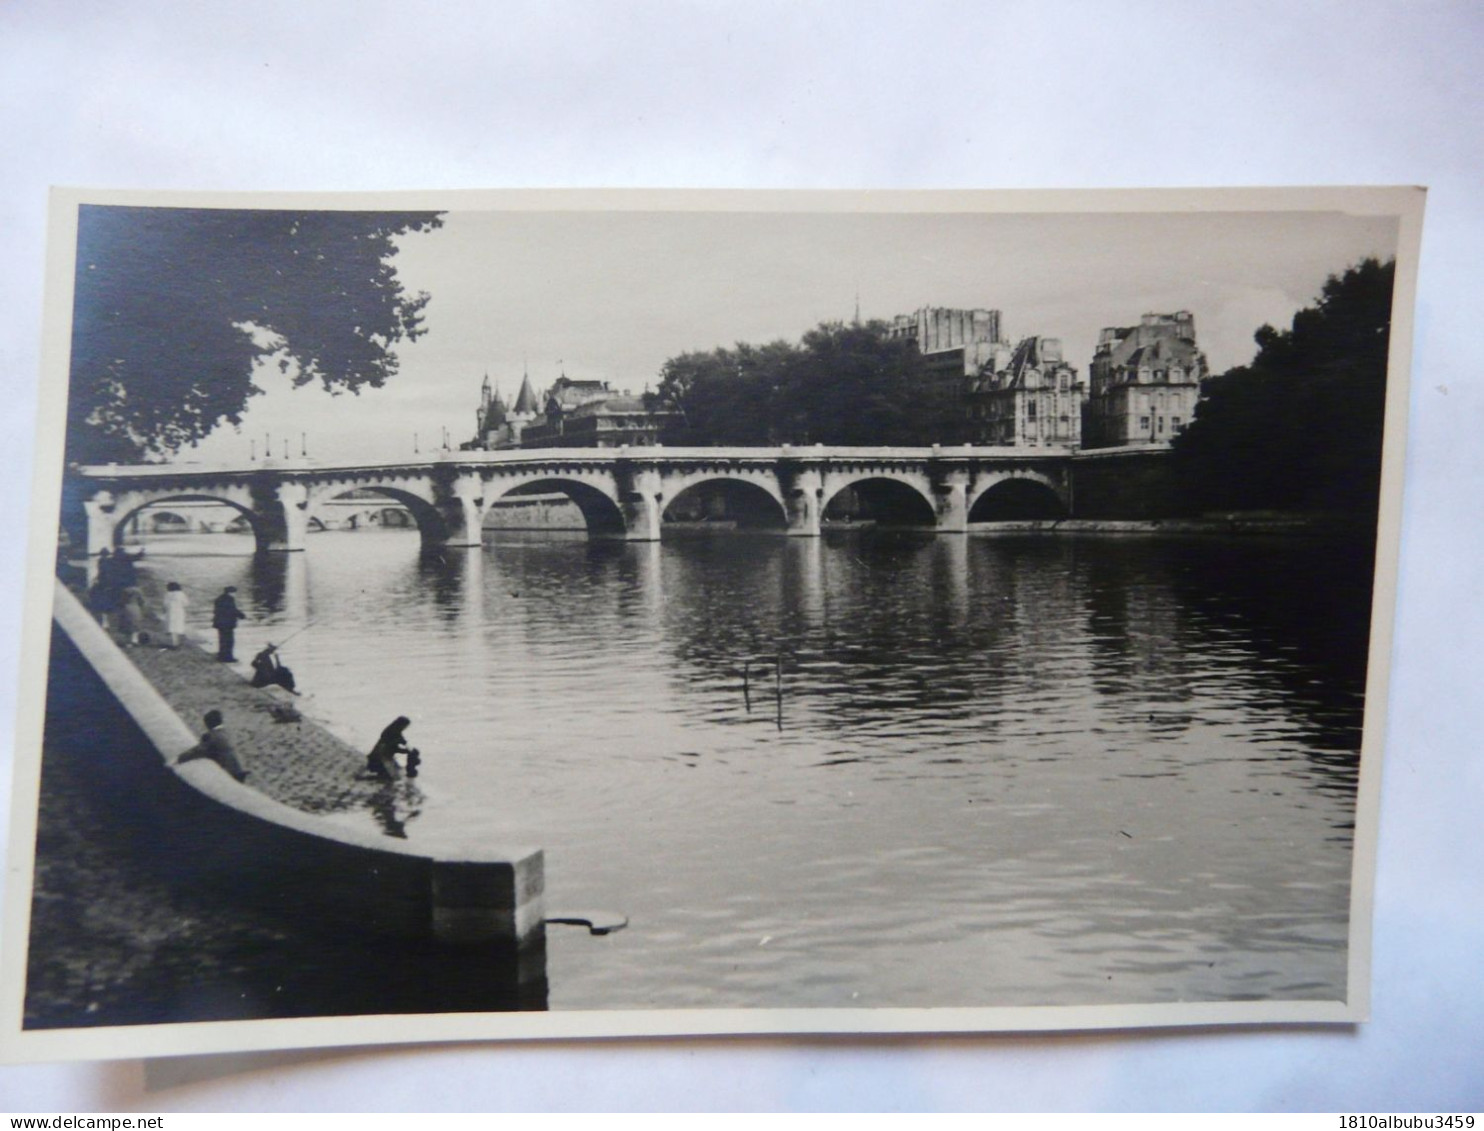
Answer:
[
  {"left": 20, "top": 582, "right": 547, "bottom": 1029},
  {"left": 104, "top": 597, "right": 391, "bottom": 822}
]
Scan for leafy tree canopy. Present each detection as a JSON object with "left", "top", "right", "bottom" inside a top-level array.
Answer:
[
  {"left": 1172, "top": 257, "right": 1395, "bottom": 518},
  {"left": 68, "top": 206, "right": 443, "bottom": 464},
  {"left": 646, "top": 320, "right": 962, "bottom": 446}
]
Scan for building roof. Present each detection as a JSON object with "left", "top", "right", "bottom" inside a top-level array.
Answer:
[
  {"left": 975, "top": 336, "right": 1071, "bottom": 391},
  {"left": 1123, "top": 334, "right": 1203, "bottom": 372},
  {"left": 545, "top": 376, "right": 612, "bottom": 415},
  {"left": 480, "top": 389, "right": 508, "bottom": 430},
  {"left": 571, "top": 393, "right": 649, "bottom": 416},
  {"left": 512, "top": 373, "right": 540, "bottom": 415}
]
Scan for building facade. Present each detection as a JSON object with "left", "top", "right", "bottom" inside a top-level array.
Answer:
[
  {"left": 885, "top": 306, "right": 1012, "bottom": 399},
  {"left": 467, "top": 369, "right": 677, "bottom": 451},
  {"left": 520, "top": 376, "right": 673, "bottom": 448},
  {"left": 1083, "top": 312, "right": 1209, "bottom": 449},
  {"left": 968, "top": 336, "right": 1083, "bottom": 447}
]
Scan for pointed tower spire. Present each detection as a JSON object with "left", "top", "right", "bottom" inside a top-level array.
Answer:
[{"left": 513, "top": 369, "right": 540, "bottom": 417}]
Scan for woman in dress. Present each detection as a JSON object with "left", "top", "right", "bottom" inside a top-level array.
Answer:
[
  {"left": 118, "top": 586, "right": 146, "bottom": 645},
  {"left": 162, "top": 581, "right": 189, "bottom": 649}
]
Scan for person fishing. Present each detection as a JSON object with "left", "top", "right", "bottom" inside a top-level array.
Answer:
[
  {"left": 366, "top": 715, "right": 421, "bottom": 781},
  {"left": 249, "top": 642, "right": 298, "bottom": 694}
]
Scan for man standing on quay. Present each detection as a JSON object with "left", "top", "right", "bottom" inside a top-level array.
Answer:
[{"left": 212, "top": 585, "right": 246, "bottom": 662}]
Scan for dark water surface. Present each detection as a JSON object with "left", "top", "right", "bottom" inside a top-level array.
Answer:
[{"left": 125, "top": 527, "right": 1369, "bottom": 1010}]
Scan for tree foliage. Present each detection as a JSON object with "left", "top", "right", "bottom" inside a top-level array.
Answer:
[
  {"left": 645, "top": 320, "right": 962, "bottom": 446},
  {"left": 1172, "top": 257, "right": 1395, "bottom": 518},
  {"left": 67, "top": 206, "right": 443, "bottom": 463}
]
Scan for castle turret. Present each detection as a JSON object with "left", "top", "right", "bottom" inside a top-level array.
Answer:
[{"left": 512, "top": 371, "right": 540, "bottom": 418}]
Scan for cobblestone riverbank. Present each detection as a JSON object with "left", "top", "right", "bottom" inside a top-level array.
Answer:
[{"left": 121, "top": 634, "right": 404, "bottom": 818}]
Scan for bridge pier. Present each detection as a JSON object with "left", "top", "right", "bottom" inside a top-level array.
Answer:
[
  {"left": 252, "top": 479, "right": 310, "bottom": 553},
  {"left": 82, "top": 490, "right": 120, "bottom": 561},
  {"left": 433, "top": 473, "right": 486, "bottom": 548},
  {"left": 784, "top": 468, "right": 823, "bottom": 537},
  {"left": 618, "top": 466, "right": 663, "bottom": 542}
]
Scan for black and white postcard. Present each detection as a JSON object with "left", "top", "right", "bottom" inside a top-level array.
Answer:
[{"left": 0, "top": 186, "right": 1423, "bottom": 1062}]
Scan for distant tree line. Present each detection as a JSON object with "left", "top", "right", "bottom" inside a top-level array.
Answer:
[
  {"left": 1172, "top": 257, "right": 1395, "bottom": 519},
  {"left": 643, "top": 320, "right": 968, "bottom": 446}
]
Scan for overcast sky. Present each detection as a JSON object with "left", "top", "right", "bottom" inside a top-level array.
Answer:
[{"left": 181, "top": 203, "right": 1399, "bottom": 465}]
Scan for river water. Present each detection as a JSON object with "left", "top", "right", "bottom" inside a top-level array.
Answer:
[{"left": 124, "top": 526, "right": 1370, "bottom": 1011}]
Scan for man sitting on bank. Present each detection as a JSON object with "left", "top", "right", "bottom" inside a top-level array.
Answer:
[
  {"left": 250, "top": 643, "right": 298, "bottom": 694},
  {"left": 176, "top": 709, "right": 249, "bottom": 783}
]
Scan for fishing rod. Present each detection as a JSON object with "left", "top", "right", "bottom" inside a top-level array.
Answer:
[{"left": 270, "top": 620, "right": 318, "bottom": 648}]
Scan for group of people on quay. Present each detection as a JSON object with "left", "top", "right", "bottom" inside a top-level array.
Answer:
[
  {"left": 172, "top": 707, "right": 422, "bottom": 792},
  {"left": 86, "top": 546, "right": 148, "bottom": 644},
  {"left": 86, "top": 553, "right": 288, "bottom": 679},
  {"left": 84, "top": 546, "right": 424, "bottom": 795},
  {"left": 84, "top": 547, "right": 423, "bottom": 796}
]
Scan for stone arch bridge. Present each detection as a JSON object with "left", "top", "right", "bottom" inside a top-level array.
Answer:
[{"left": 70, "top": 446, "right": 1076, "bottom": 555}]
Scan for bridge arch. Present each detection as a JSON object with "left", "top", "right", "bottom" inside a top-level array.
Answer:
[
  {"left": 111, "top": 493, "right": 267, "bottom": 550},
  {"left": 305, "top": 483, "right": 451, "bottom": 544},
  {"left": 483, "top": 475, "right": 627, "bottom": 537},
  {"left": 821, "top": 474, "right": 938, "bottom": 528},
  {"left": 968, "top": 473, "right": 1068, "bottom": 521},
  {"left": 136, "top": 508, "right": 191, "bottom": 533},
  {"left": 660, "top": 474, "right": 789, "bottom": 531}
]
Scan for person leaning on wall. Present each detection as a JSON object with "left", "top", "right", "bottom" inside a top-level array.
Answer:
[{"left": 176, "top": 709, "right": 249, "bottom": 782}]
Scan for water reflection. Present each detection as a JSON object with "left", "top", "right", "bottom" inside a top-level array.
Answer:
[
  {"left": 368, "top": 782, "right": 423, "bottom": 839},
  {"left": 244, "top": 550, "right": 308, "bottom": 622},
  {"left": 415, "top": 545, "right": 475, "bottom": 625}
]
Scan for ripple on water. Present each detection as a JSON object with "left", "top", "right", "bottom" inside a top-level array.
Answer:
[{"left": 129, "top": 528, "right": 1367, "bottom": 1009}]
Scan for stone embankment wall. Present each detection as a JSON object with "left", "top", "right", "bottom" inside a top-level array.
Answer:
[
  {"left": 1070, "top": 447, "right": 1183, "bottom": 520},
  {"left": 50, "top": 582, "right": 545, "bottom": 952},
  {"left": 483, "top": 493, "right": 587, "bottom": 530}
]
